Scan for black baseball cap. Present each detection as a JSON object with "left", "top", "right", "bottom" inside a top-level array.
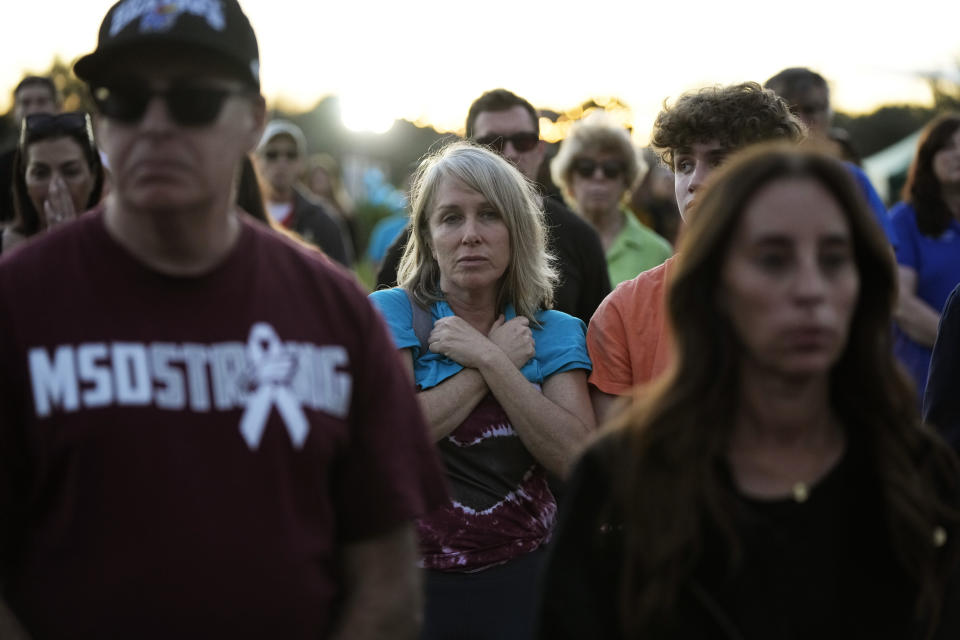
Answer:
[{"left": 74, "top": 0, "right": 260, "bottom": 88}]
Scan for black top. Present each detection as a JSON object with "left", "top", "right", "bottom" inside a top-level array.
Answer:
[
  {"left": 289, "top": 188, "right": 352, "bottom": 267},
  {"left": 374, "top": 196, "right": 611, "bottom": 326},
  {"left": 537, "top": 433, "right": 960, "bottom": 640},
  {"left": 925, "top": 283, "right": 960, "bottom": 452},
  {"left": 0, "top": 147, "right": 16, "bottom": 224}
]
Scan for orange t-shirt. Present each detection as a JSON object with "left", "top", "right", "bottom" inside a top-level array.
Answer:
[{"left": 587, "top": 255, "right": 676, "bottom": 395}]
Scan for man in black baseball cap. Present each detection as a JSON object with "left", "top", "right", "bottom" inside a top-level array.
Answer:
[
  {"left": 74, "top": 0, "right": 261, "bottom": 89},
  {"left": 0, "top": 1, "right": 445, "bottom": 638}
]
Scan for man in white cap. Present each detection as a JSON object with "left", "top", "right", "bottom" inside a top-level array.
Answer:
[
  {"left": 256, "top": 119, "right": 352, "bottom": 266},
  {"left": 0, "top": 1, "right": 444, "bottom": 638}
]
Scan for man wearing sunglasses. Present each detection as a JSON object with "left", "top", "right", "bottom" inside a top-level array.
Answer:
[
  {"left": 0, "top": 76, "right": 62, "bottom": 224},
  {"left": 587, "top": 83, "right": 807, "bottom": 423},
  {"left": 255, "top": 119, "right": 352, "bottom": 266},
  {"left": 0, "top": 1, "right": 445, "bottom": 638},
  {"left": 376, "top": 88, "right": 611, "bottom": 326}
]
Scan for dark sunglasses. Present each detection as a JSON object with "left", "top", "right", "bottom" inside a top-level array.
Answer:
[
  {"left": 20, "top": 111, "right": 93, "bottom": 142},
  {"left": 475, "top": 131, "right": 539, "bottom": 154},
  {"left": 20, "top": 112, "right": 94, "bottom": 148},
  {"left": 263, "top": 149, "right": 300, "bottom": 161},
  {"left": 91, "top": 82, "right": 251, "bottom": 126},
  {"left": 573, "top": 158, "right": 626, "bottom": 180}
]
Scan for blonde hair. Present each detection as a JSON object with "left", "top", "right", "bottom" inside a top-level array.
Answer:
[
  {"left": 550, "top": 113, "right": 644, "bottom": 206},
  {"left": 303, "top": 152, "right": 354, "bottom": 215},
  {"left": 397, "top": 141, "right": 556, "bottom": 320}
]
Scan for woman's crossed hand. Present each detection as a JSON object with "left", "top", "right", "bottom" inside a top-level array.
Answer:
[{"left": 428, "top": 314, "right": 534, "bottom": 370}]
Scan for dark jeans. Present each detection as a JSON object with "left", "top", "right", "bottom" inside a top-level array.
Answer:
[{"left": 421, "top": 547, "right": 546, "bottom": 640}]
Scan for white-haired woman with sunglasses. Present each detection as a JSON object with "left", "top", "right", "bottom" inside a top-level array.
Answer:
[
  {"left": 2, "top": 112, "right": 106, "bottom": 254},
  {"left": 551, "top": 114, "right": 672, "bottom": 286},
  {"left": 369, "top": 141, "right": 595, "bottom": 640}
]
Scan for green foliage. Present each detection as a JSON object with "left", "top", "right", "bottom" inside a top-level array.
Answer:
[
  {"left": 352, "top": 259, "right": 377, "bottom": 294},
  {"left": 271, "top": 97, "right": 456, "bottom": 188},
  {"left": 46, "top": 56, "right": 95, "bottom": 114},
  {"left": 834, "top": 105, "right": 939, "bottom": 158},
  {"left": 834, "top": 61, "right": 960, "bottom": 159},
  {"left": 353, "top": 200, "right": 399, "bottom": 258}
]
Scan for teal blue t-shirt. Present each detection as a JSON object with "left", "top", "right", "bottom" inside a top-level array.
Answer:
[{"left": 368, "top": 287, "right": 591, "bottom": 390}]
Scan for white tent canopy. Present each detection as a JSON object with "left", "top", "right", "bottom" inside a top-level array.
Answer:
[{"left": 863, "top": 130, "right": 922, "bottom": 204}]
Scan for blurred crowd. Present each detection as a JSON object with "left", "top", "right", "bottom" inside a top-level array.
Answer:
[{"left": 2, "top": 1, "right": 960, "bottom": 639}]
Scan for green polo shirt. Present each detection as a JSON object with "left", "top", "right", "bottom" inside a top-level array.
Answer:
[{"left": 605, "top": 208, "right": 673, "bottom": 286}]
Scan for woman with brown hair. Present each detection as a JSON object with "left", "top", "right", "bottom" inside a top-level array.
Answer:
[
  {"left": 550, "top": 114, "right": 672, "bottom": 286},
  {"left": 2, "top": 112, "right": 105, "bottom": 254},
  {"left": 537, "top": 145, "right": 960, "bottom": 639},
  {"left": 891, "top": 113, "right": 960, "bottom": 402}
]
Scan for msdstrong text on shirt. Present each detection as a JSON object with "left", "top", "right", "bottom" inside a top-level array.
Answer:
[{"left": 27, "top": 322, "right": 352, "bottom": 450}]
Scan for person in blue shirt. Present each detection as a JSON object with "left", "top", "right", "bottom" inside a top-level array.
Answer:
[
  {"left": 764, "top": 67, "right": 899, "bottom": 249},
  {"left": 890, "top": 113, "right": 960, "bottom": 400},
  {"left": 369, "top": 141, "right": 594, "bottom": 640},
  {"left": 926, "top": 282, "right": 960, "bottom": 451}
]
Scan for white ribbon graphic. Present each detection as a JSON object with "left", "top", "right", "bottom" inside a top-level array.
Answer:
[{"left": 239, "top": 323, "right": 309, "bottom": 450}]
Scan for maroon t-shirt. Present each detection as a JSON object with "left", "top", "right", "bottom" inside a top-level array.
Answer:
[{"left": 0, "top": 210, "right": 447, "bottom": 639}]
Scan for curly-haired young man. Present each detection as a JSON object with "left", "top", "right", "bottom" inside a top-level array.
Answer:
[
  {"left": 651, "top": 82, "right": 805, "bottom": 216},
  {"left": 587, "top": 82, "right": 805, "bottom": 422}
]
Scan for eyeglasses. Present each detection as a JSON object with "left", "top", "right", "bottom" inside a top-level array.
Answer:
[
  {"left": 474, "top": 131, "right": 539, "bottom": 154},
  {"left": 20, "top": 112, "right": 95, "bottom": 149},
  {"left": 91, "top": 81, "right": 251, "bottom": 127},
  {"left": 263, "top": 149, "right": 300, "bottom": 161},
  {"left": 573, "top": 158, "right": 626, "bottom": 180}
]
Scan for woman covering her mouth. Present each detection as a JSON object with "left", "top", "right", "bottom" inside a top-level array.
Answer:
[{"left": 3, "top": 112, "right": 106, "bottom": 254}]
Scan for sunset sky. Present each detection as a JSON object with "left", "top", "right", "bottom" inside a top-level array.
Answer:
[{"left": 4, "top": 0, "right": 959, "bottom": 143}]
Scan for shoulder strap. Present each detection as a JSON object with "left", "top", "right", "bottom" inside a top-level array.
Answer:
[{"left": 402, "top": 289, "right": 433, "bottom": 354}]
